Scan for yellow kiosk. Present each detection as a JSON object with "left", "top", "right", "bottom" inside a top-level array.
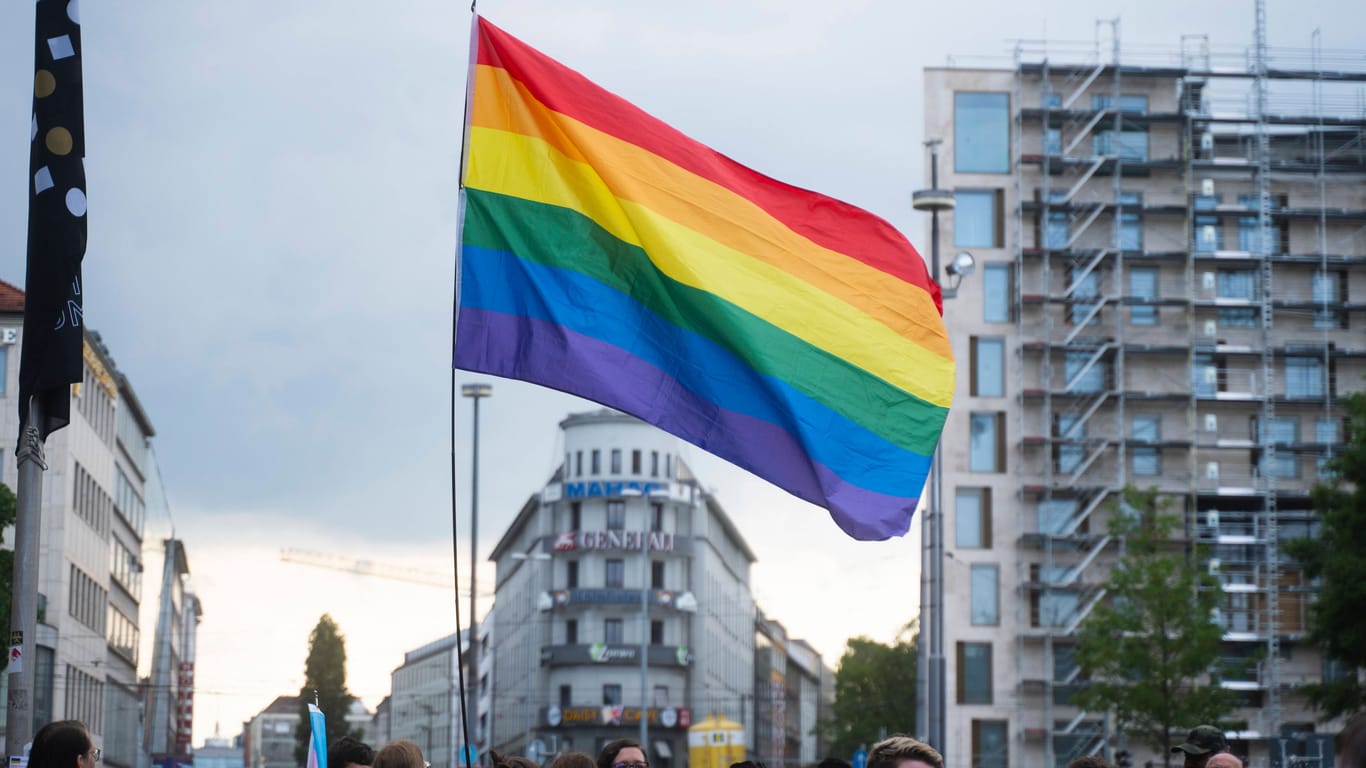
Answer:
[{"left": 687, "top": 714, "right": 745, "bottom": 768}]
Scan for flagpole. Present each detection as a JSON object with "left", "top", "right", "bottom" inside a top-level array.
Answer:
[{"left": 6, "top": 398, "right": 46, "bottom": 760}]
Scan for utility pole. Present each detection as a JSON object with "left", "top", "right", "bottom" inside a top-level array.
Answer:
[{"left": 461, "top": 383, "right": 492, "bottom": 763}]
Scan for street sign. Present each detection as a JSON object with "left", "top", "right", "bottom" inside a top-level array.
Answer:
[{"left": 853, "top": 748, "right": 868, "bottom": 768}]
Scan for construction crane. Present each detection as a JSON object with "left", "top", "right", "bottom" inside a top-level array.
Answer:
[{"left": 280, "top": 548, "right": 491, "bottom": 596}]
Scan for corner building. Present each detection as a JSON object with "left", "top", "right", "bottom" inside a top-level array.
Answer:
[
  {"left": 925, "top": 27, "right": 1364, "bottom": 768},
  {"left": 489, "top": 410, "right": 757, "bottom": 766}
]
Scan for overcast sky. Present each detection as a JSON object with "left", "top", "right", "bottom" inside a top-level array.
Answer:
[{"left": 1, "top": 0, "right": 1363, "bottom": 748}]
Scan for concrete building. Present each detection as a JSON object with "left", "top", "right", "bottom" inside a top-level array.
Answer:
[
  {"left": 753, "top": 614, "right": 831, "bottom": 768},
  {"left": 923, "top": 23, "right": 1364, "bottom": 768},
  {"left": 147, "top": 540, "right": 203, "bottom": 766},
  {"left": 388, "top": 625, "right": 492, "bottom": 768},
  {"left": 487, "top": 410, "right": 759, "bottom": 766},
  {"left": 0, "top": 283, "right": 158, "bottom": 759},
  {"left": 243, "top": 696, "right": 301, "bottom": 768}
]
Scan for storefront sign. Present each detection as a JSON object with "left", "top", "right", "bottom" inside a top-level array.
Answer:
[
  {"left": 544, "top": 705, "right": 691, "bottom": 729},
  {"left": 546, "top": 589, "right": 687, "bottom": 610},
  {"left": 543, "top": 643, "right": 693, "bottom": 667},
  {"left": 562, "top": 481, "right": 668, "bottom": 499}
]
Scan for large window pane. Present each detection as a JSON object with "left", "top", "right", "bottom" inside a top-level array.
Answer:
[
  {"left": 1129, "top": 266, "right": 1157, "bottom": 325},
  {"left": 1092, "top": 94, "right": 1149, "bottom": 113},
  {"left": 1037, "top": 499, "right": 1078, "bottom": 536},
  {"left": 1313, "top": 271, "right": 1344, "bottom": 329},
  {"left": 1094, "top": 130, "right": 1149, "bottom": 161},
  {"left": 956, "top": 190, "right": 1001, "bottom": 247},
  {"left": 1195, "top": 214, "right": 1222, "bottom": 252},
  {"left": 955, "top": 93, "right": 1010, "bottom": 173},
  {"left": 1193, "top": 354, "right": 1218, "bottom": 397},
  {"left": 983, "top": 264, "right": 1013, "bottom": 323},
  {"left": 1285, "top": 357, "right": 1325, "bottom": 398},
  {"left": 972, "top": 337, "right": 1005, "bottom": 397},
  {"left": 957, "top": 642, "right": 993, "bottom": 704},
  {"left": 971, "top": 565, "right": 1000, "bottom": 626},
  {"left": 956, "top": 488, "right": 992, "bottom": 548},
  {"left": 1064, "top": 351, "right": 1107, "bottom": 393},
  {"left": 970, "top": 412, "right": 1004, "bottom": 473},
  {"left": 1217, "top": 269, "right": 1259, "bottom": 327},
  {"left": 1068, "top": 269, "right": 1101, "bottom": 325},
  {"left": 972, "top": 721, "right": 1009, "bottom": 768}
]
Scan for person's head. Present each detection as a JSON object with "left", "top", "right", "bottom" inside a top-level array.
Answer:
[
  {"left": 373, "top": 740, "right": 426, "bottom": 768},
  {"left": 500, "top": 757, "right": 541, "bottom": 768},
  {"left": 597, "top": 739, "right": 646, "bottom": 768},
  {"left": 730, "top": 762, "right": 767, "bottom": 768},
  {"left": 819, "top": 759, "right": 853, "bottom": 768},
  {"left": 29, "top": 720, "right": 95, "bottom": 768},
  {"left": 1340, "top": 713, "right": 1366, "bottom": 768},
  {"left": 1205, "top": 754, "right": 1242, "bottom": 768},
  {"left": 867, "top": 735, "right": 943, "bottom": 768},
  {"left": 549, "top": 753, "right": 596, "bottom": 768},
  {"left": 1172, "top": 725, "right": 1229, "bottom": 768},
  {"left": 1066, "top": 757, "right": 1115, "bottom": 768},
  {"left": 329, "top": 738, "right": 376, "bottom": 768}
]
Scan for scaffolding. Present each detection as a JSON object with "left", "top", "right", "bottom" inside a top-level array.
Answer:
[{"left": 1004, "top": 6, "right": 1366, "bottom": 766}]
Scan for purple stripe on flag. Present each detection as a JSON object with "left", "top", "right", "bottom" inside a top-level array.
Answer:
[{"left": 456, "top": 307, "right": 921, "bottom": 540}]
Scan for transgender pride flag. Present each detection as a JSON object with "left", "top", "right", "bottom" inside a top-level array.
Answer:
[{"left": 305, "top": 704, "right": 328, "bottom": 768}]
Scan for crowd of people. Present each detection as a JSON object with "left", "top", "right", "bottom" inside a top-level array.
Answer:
[{"left": 18, "top": 717, "right": 1366, "bottom": 768}]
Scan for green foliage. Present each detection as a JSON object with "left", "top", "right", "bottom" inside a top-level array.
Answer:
[
  {"left": 0, "top": 483, "right": 17, "bottom": 673},
  {"left": 820, "top": 622, "right": 917, "bottom": 758},
  {"left": 1074, "top": 487, "right": 1234, "bottom": 768},
  {"left": 1284, "top": 391, "right": 1366, "bottom": 719},
  {"left": 294, "top": 614, "right": 362, "bottom": 766}
]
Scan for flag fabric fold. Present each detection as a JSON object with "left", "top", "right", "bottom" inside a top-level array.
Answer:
[
  {"left": 20, "top": 0, "right": 87, "bottom": 443},
  {"left": 306, "top": 703, "right": 327, "bottom": 768},
  {"left": 455, "top": 17, "right": 953, "bottom": 540}
]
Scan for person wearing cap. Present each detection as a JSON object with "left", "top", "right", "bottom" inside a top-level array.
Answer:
[{"left": 1172, "top": 725, "right": 1229, "bottom": 768}]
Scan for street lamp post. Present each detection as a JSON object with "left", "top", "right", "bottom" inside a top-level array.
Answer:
[
  {"left": 623, "top": 488, "right": 668, "bottom": 751},
  {"left": 511, "top": 551, "right": 552, "bottom": 757},
  {"left": 911, "top": 139, "right": 974, "bottom": 754},
  {"left": 462, "top": 382, "right": 493, "bottom": 764}
]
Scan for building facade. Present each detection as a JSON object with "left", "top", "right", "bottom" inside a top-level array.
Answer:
[
  {"left": 487, "top": 410, "right": 758, "bottom": 767},
  {"left": 243, "top": 696, "right": 301, "bottom": 768},
  {"left": 388, "top": 625, "right": 492, "bottom": 768},
  {"left": 0, "top": 283, "right": 159, "bottom": 759},
  {"left": 924, "top": 26, "right": 1364, "bottom": 768},
  {"left": 752, "top": 615, "right": 830, "bottom": 768}
]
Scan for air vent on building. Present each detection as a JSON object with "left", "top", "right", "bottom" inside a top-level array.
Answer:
[
  {"left": 1204, "top": 319, "right": 1218, "bottom": 336},
  {"left": 1204, "top": 414, "right": 1218, "bottom": 432},
  {"left": 1208, "top": 510, "right": 1220, "bottom": 528},
  {"left": 1209, "top": 558, "right": 1221, "bottom": 573},
  {"left": 1202, "top": 271, "right": 1216, "bottom": 292},
  {"left": 1205, "top": 462, "right": 1220, "bottom": 480},
  {"left": 1201, "top": 178, "right": 1215, "bottom": 197},
  {"left": 1200, "top": 133, "right": 1214, "bottom": 152}
]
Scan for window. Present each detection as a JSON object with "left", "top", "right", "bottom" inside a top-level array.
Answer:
[
  {"left": 955, "top": 190, "right": 1003, "bottom": 248},
  {"left": 970, "top": 565, "right": 999, "bottom": 625},
  {"left": 610, "top": 449, "right": 622, "bottom": 474},
  {"left": 603, "top": 684, "right": 623, "bottom": 706},
  {"left": 1093, "top": 129, "right": 1148, "bottom": 161},
  {"left": 1194, "top": 196, "right": 1222, "bottom": 252},
  {"left": 631, "top": 449, "right": 642, "bottom": 475},
  {"left": 1054, "top": 414, "right": 1085, "bottom": 474},
  {"left": 983, "top": 264, "right": 1014, "bottom": 323},
  {"left": 972, "top": 721, "right": 1009, "bottom": 768},
  {"left": 1217, "top": 269, "right": 1259, "bottom": 327},
  {"left": 0, "top": 346, "right": 6, "bottom": 394},
  {"left": 651, "top": 560, "right": 665, "bottom": 589},
  {"left": 560, "top": 685, "right": 572, "bottom": 707},
  {"left": 1193, "top": 353, "right": 1219, "bottom": 397},
  {"left": 1315, "top": 417, "right": 1341, "bottom": 445},
  {"left": 970, "top": 337, "right": 1005, "bottom": 397},
  {"left": 651, "top": 450, "right": 660, "bottom": 477},
  {"left": 1129, "top": 266, "right": 1158, "bottom": 325},
  {"left": 605, "top": 560, "right": 624, "bottom": 588},
  {"left": 665, "top": 454, "right": 672, "bottom": 478},
  {"left": 1044, "top": 191, "right": 1069, "bottom": 249},
  {"left": 1285, "top": 356, "right": 1325, "bottom": 398},
  {"left": 1043, "top": 128, "right": 1061, "bottom": 155},
  {"left": 1068, "top": 267, "right": 1101, "bottom": 325},
  {"left": 1313, "top": 271, "right": 1346, "bottom": 329},
  {"left": 957, "top": 642, "right": 993, "bottom": 704},
  {"left": 1260, "top": 417, "right": 1299, "bottom": 478},
  {"left": 651, "top": 620, "right": 664, "bottom": 645},
  {"left": 604, "top": 618, "right": 624, "bottom": 644},
  {"left": 653, "top": 685, "right": 669, "bottom": 707},
  {"left": 607, "top": 500, "right": 625, "bottom": 530},
  {"left": 651, "top": 502, "right": 664, "bottom": 532},
  {"left": 1064, "top": 350, "right": 1108, "bottom": 393},
  {"left": 1238, "top": 194, "right": 1267, "bottom": 253},
  {"left": 566, "top": 560, "right": 579, "bottom": 588},
  {"left": 970, "top": 413, "right": 1005, "bottom": 473},
  {"left": 1132, "top": 415, "right": 1161, "bottom": 476},
  {"left": 591, "top": 449, "right": 601, "bottom": 474},
  {"left": 956, "top": 488, "right": 992, "bottom": 549},
  {"left": 1119, "top": 191, "right": 1143, "bottom": 251},
  {"left": 565, "top": 619, "right": 578, "bottom": 644},
  {"left": 955, "top": 93, "right": 1010, "bottom": 173},
  {"left": 1092, "top": 94, "right": 1149, "bottom": 113},
  {"left": 570, "top": 501, "right": 582, "bottom": 530},
  {"left": 1037, "top": 498, "right": 1079, "bottom": 536}
]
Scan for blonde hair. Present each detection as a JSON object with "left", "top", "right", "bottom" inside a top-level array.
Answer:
[
  {"left": 867, "top": 735, "right": 943, "bottom": 768},
  {"left": 373, "top": 741, "right": 425, "bottom": 768}
]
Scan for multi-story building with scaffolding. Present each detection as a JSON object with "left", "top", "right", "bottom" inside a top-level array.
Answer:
[{"left": 923, "top": 15, "right": 1364, "bottom": 768}]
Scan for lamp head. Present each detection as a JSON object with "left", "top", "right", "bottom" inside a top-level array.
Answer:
[{"left": 947, "top": 251, "right": 977, "bottom": 278}]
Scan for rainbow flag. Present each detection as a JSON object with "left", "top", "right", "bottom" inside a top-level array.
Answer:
[{"left": 455, "top": 17, "right": 953, "bottom": 540}]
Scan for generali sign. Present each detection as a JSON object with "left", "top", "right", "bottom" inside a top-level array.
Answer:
[{"left": 554, "top": 530, "right": 675, "bottom": 553}]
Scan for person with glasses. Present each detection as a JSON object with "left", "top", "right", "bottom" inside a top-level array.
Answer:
[
  {"left": 596, "top": 738, "right": 647, "bottom": 768},
  {"left": 29, "top": 720, "right": 99, "bottom": 768}
]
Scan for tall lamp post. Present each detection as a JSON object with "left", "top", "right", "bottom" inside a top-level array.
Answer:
[
  {"left": 462, "top": 382, "right": 493, "bottom": 764},
  {"left": 510, "top": 551, "right": 552, "bottom": 757},
  {"left": 622, "top": 487, "right": 669, "bottom": 751},
  {"left": 911, "top": 139, "right": 975, "bottom": 754}
]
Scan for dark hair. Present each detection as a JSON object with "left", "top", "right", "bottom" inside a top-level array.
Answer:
[
  {"left": 820, "top": 759, "right": 853, "bottom": 768},
  {"left": 330, "top": 737, "right": 376, "bottom": 768},
  {"left": 730, "top": 762, "right": 767, "bottom": 768},
  {"left": 1340, "top": 713, "right": 1366, "bottom": 768},
  {"left": 490, "top": 753, "right": 541, "bottom": 768},
  {"left": 30, "top": 721, "right": 91, "bottom": 768},
  {"left": 596, "top": 739, "right": 644, "bottom": 768},
  {"left": 550, "top": 752, "right": 596, "bottom": 768},
  {"left": 1067, "top": 758, "right": 1116, "bottom": 768}
]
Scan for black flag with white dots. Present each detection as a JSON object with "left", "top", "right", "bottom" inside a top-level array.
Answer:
[{"left": 20, "top": 0, "right": 86, "bottom": 443}]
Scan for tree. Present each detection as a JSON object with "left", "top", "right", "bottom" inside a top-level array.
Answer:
[
  {"left": 0, "top": 483, "right": 15, "bottom": 673},
  {"left": 1284, "top": 391, "right": 1366, "bottom": 719},
  {"left": 294, "top": 614, "right": 361, "bottom": 766},
  {"left": 820, "top": 622, "right": 917, "bottom": 758},
  {"left": 1074, "top": 487, "right": 1234, "bottom": 768}
]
